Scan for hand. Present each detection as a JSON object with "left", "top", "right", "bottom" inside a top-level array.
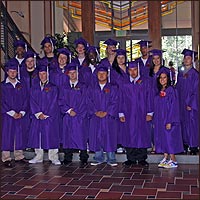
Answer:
[
  {"left": 70, "top": 110, "right": 76, "bottom": 117},
  {"left": 166, "top": 123, "right": 171, "bottom": 130},
  {"left": 146, "top": 115, "right": 152, "bottom": 121},
  {"left": 120, "top": 116, "right": 125, "bottom": 122},
  {"left": 100, "top": 111, "right": 107, "bottom": 118},
  {"left": 39, "top": 113, "right": 46, "bottom": 120},
  {"left": 186, "top": 106, "right": 192, "bottom": 111},
  {"left": 13, "top": 113, "right": 19, "bottom": 119}
]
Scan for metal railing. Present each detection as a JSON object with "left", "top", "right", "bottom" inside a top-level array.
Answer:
[{"left": 0, "top": 1, "right": 35, "bottom": 71}]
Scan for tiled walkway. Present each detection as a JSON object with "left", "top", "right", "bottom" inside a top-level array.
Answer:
[{"left": 1, "top": 159, "right": 199, "bottom": 199}]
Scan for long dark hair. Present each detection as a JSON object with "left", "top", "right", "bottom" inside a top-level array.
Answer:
[
  {"left": 157, "top": 73, "right": 171, "bottom": 91},
  {"left": 112, "top": 55, "right": 127, "bottom": 75},
  {"left": 149, "top": 55, "right": 165, "bottom": 77}
]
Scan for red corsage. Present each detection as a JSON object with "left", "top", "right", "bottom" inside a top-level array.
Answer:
[
  {"left": 183, "top": 73, "right": 188, "bottom": 78},
  {"left": 16, "top": 84, "right": 22, "bottom": 90},
  {"left": 136, "top": 79, "right": 142, "bottom": 84},
  {"left": 160, "top": 90, "right": 166, "bottom": 97},
  {"left": 65, "top": 70, "right": 69, "bottom": 75},
  {"left": 146, "top": 63, "right": 150, "bottom": 68},
  {"left": 74, "top": 85, "right": 80, "bottom": 90},
  {"left": 44, "top": 87, "right": 50, "bottom": 92},
  {"left": 104, "top": 88, "right": 110, "bottom": 93}
]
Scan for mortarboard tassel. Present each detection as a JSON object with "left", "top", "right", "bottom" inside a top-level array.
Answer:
[
  {"left": 18, "top": 64, "right": 20, "bottom": 80},
  {"left": 108, "top": 66, "right": 111, "bottom": 83},
  {"left": 76, "top": 65, "right": 79, "bottom": 80},
  {"left": 34, "top": 53, "right": 36, "bottom": 68},
  {"left": 25, "top": 43, "right": 27, "bottom": 52},
  {"left": 69, "top": 53, "right": 71, "bottom": 63},
  {"left": 50, "top": 38, "right": 54, "bottom": 52},
  {"left": 192, "top": 51, "right": 195, "bottom": 68}
]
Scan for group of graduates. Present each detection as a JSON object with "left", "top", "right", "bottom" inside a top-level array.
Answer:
[{"left": 1, "top": 35, "right": 199, "bottom": 169}]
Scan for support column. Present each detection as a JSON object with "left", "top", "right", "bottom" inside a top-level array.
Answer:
[
  {"left": 43, "top": 0, "right": 52, "bottom": 35},
  {"left": 148, "top": 1, "right": 161, "bottom": 49},
  {"left": 81, "top": 1, "right": 95, "bottom": 45},
  {"left": 191, "top": 1, "right": 199, "bottom": 52}
]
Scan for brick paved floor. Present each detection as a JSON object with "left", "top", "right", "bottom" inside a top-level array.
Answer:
[{"left": 1, "top": 159, "right": 199, "bottom": 199}]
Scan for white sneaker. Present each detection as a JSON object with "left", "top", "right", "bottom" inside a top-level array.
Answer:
[
  {"left": 163, "top": 160, "right": 178, "bottom": 168},
  {"left": 29, "top": 157, "right": 43, "bottom": 164},
  {"left": 117, "top": 147, "right": 124, "bottom": 153},
  {"left": 158, "top": 157, "right": 168, "bottom": 168},
  {"left": 90, "top": 161, "right": 103, "bottom": 166},
  {"left": 52, "top": 160, "right": 61, "bottom": 165},
  {"left": 107, "top": 162, "right": 118, "bottom": 167}
]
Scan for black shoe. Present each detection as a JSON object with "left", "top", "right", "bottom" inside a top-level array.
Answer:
[
  {"left": 15, "top": 158, "right": 29, "bottom": 164},
  {"left": 80, "top": 160, "right": 88, "bottom": 168},
  {"left": 4, "top": 160, "right": 15, "bottom": 168},
  {"left": 190, "top": 147, "right": 198, "bottom": 155},
  {"left": 138, "top": 160, "right": 149, "bottom": 167},
  {"left": 62, "top": 160, "right": 72, "bottom": 166},
  {"left": 123, "top": 160, "right": 137, "bottom": 166},
  {"left": 184, "top": 144, "right": 189, "bottom": 153}
]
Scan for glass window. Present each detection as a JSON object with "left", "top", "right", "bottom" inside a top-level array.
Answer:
[{"left": 162, "top": 35, "right": 192, "bottom": 69}]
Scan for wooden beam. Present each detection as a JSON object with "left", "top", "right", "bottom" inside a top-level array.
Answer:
[
  {"left": 81, "top": 1, "right": 95, "bottom": 45},
  {"left": 148, "top": 1, "right": 161, "bottom": 49}
]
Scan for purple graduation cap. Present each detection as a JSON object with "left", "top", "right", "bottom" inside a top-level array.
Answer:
[
  {"left": 74, "top": 37, "right": 89, "bottom": 49},
  {"left": 181, "top": 49, "right": 198, "bottom": 58},
  {"left": 6, "top": 60, "right": 18, "bottom": 71},
  {"left": 24, "top": 50, "right": 39, "bottom": 60},
  {"left": 67, "top": 62, "right": 77, "bottom": 71},
  {"left": 181, "top": 48, "right": 198, "bottom": 68},
  {"left": 127, "top": 61, "right": 138, "bottom": 69},
  {"left": 13, "top": 40, "right": 27, "bottom": 51},
  {"left": 137, "top": 40, "right": 152, "bottom": 48},
  {"left": 157, "top": 67, "right": 170, "bottom": 76},
  {"left": 38, "top": 64, "right": 48, "bottom": 72},
  {"left": 104, "top": 38, "right": 118, "bottom": 46},
  {"left": 113, "top": 49, "right": 128, "bottom": 56},
  {"left": 97, "top": 65, "right": 108, "bottom": 73},
  {"left": 40, "top": 36, "right": 56, "bottom": 49},
  {"left": 148, "top": 49, "right": 165, "bottom": 56},
  {"left": 86, "top": 46, "right": 100, "bottom": 53}
]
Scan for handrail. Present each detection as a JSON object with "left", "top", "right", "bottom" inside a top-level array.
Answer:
[{"left": 0, "top": 1, "right": 36, "bottom": 70}]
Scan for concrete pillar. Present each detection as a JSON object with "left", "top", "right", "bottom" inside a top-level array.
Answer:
[
  {"left": 148, "top": 1, "right": 161, "bottom": 49},
  {"left": 191, "top": 1, "right": 199, "bottom": 52},
  {"left": 81, "top": 1, "right": 95, "bottom": 45}
]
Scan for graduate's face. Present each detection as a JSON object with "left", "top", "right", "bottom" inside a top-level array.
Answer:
[
  {"left": 7, "top": 69, "right": 17, "bottom": 79},
  {"left": 43, "top": 43, "right": 53, "bottom": 54},
  {"left": 76, "top": 44, "right": 85, "bottom": 54},
  {"left": 16, "top": 46, "right": 25, "bottom": 56},
  {"left": 68, "top": 70, "right": 77, "bottom": 81},
  {"left": 97, "top": 71, "right": 108, "bottom": 83},
  {"left": 58, "top": 53, "right": 68, "bottom": 67},
  {"left": 39, "top": 71, "right": 48, "bottom": 82},
  {"left": 25, "top": 57, "right": 35, "bottom": 69},
  {"left": 107, "top": 45, "right": 116, "bottom": 56},
  {"left": 159, "top": 73, "right": 168, "bottom": 87},
  {"left": 152, "top": 55, "right": 161, "bottom": 66},
  {"left": 129, "top": 67, "right": 138, "bottom": 79},
  {"left": 117, "top": 55, "right": 125, "bottom": 66},
  {"left": 140, "top": 46, "right": 148, "bottom": 56},
  {"left": 88, "top": 52, "right": 97, "bottom": 63},
  {"left": 183, "top": 55, "right": 192, "bottom": 67}
]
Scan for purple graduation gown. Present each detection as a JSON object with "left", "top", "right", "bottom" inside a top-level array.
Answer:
[
  {"left": 154, "top": 86, "right": 184, "bottom": 154},
  {"left": 40, "top": 56, "right": 58, "bottom": 71},
  {"left": 135, "top": 56, "right": 152, "bottom": 78},
  {"left": 1, "top": 80, "right": 28, "bottom": 151},
  {"left": 28, "top": 82, "right": 60, "bottom": 149},
  {"left": 100, "top": 57, "right": 112, "bottom": 69},
  {"left": 87, "top": 82, "right": 119, "bottom": 152},
  {"left": 120, "top": 77, "right": 153, "bottom": 148},
  {"left": 176, "top": 67, "right": 199, "bottom": 147},
  {"left": 58, "top": 82, "right": 88, "bottom": 150},
  {"left": 49, "top": 64, "right": 69, "bottom": 88},
  {"left": 110, "top": 68, "right": 129, "bottom": 144},
  {"left": 71, "top": 57, "right": 88, "bottom": 69},
  {"left": 78, "top": 64, "right": 99, "bottom": 87}
]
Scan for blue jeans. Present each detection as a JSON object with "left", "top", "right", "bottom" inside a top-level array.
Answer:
[{"left": 93, "top": 149, "right": 116, "bottom": 164}]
